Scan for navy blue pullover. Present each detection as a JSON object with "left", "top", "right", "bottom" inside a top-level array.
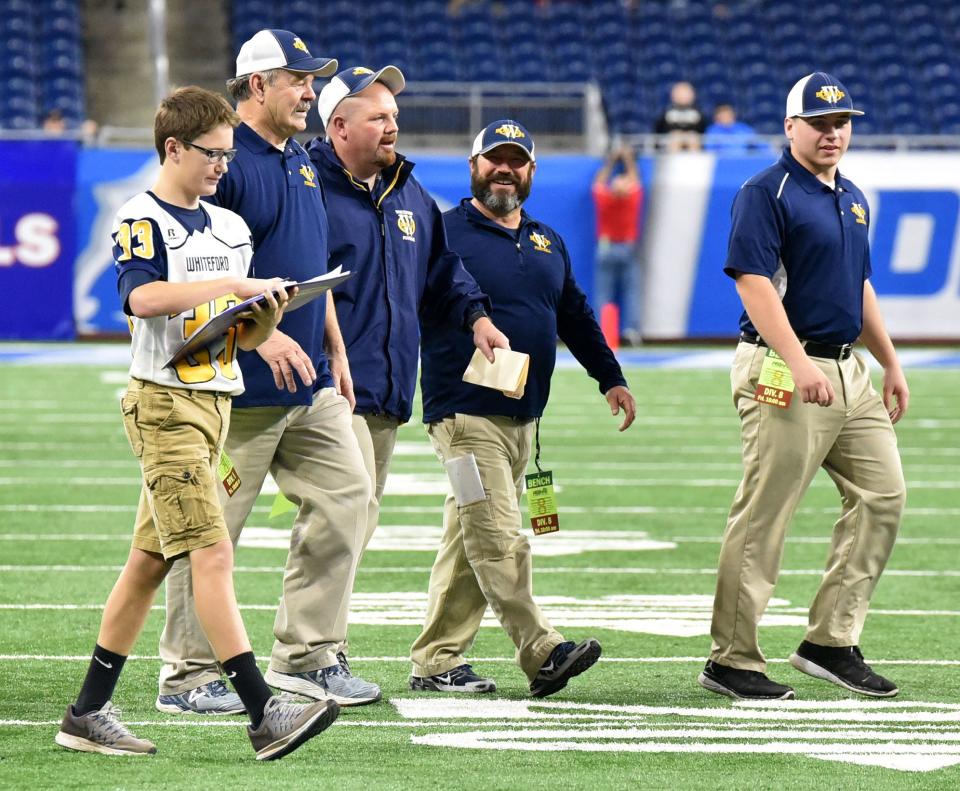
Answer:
[
  {"left": 420, "top": 199, "right": 626, "bottom": 423},
  {"left": 308, "top": 139, "right": 489, "bottom": 422}
]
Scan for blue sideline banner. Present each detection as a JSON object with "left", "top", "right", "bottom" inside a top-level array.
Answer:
[
  {"left": 37, "top": 145, "right": 960, "bottom": 339},
  {"left": 645, "top": 151, "right": 960, "bottom": 340},
  {"left": 72, "top": 149, "right": 619, "bottom": 335},
  {"left": 0, "top": 141, "right": 78, "bottom": 339}
]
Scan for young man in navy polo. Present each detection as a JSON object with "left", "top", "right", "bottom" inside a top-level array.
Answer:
[
  {"left": 700, "top": 73, "right": 909, "bottom": 701},
  {"left": 408, "top": 120, "right": 636, "bottom": 696},
  {"left": 155, "top": 29, "right": 380, "bottom": 713}
]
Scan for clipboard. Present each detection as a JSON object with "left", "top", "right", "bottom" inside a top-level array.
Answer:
[
  {"left": 163, "top": 267, "right": 352, "bottom": 368},
  {"left": 462, "top": 347, "right": 530, "bottom": 399}
]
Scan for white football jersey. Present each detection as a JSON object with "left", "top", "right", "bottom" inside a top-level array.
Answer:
[{"left": 113, "top": 192, "right": 253, "bottom": 395}]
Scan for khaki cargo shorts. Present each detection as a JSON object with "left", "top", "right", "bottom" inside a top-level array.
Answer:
[{"left": 120, "top": 378, "right": 231, "bottom": 559}]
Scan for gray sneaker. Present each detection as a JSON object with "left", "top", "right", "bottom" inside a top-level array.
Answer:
[
  {"left": 55, "top": 701, "right": 157, "bottom": 756},
  {"left": 155, "top": 679, "right": 245, "bottom": 715},
  {"left": 265, "top": 664, "right": 381, "bottom": 707},
  {"left": 248, "top": 695, "right": 340, "bottom": 761}
]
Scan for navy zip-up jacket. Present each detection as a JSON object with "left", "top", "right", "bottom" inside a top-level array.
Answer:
[
  {"left": 420, "top": 199, "right": 627, "bottom": 423},
  {"left": 308, "top": 139, "right": 489, "bottom": 422}
]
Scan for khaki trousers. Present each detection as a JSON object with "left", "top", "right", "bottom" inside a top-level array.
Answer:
[
  {"left": 158, "top": 387, "right": 370, "bottom": 693},
  {"left": 709, "top": 343, "right": 905, "bottom": 672},
  {"left": 410, "top": 414, "right": 563, "bottom": 682},
  {"left": 351, "top": 412, "right": 400, "bottom": 550}
]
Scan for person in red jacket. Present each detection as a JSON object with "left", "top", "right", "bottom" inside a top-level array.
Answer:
[{"left": 592, "top": 144, "right": 644, "bottom": 345}]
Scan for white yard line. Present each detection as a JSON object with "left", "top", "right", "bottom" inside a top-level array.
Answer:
[
  {"left": 3, "top": 564, "right": 960, "bottom": 579},
  {"left": 1, "top": 654, "right": 959, "bottom": 666}
]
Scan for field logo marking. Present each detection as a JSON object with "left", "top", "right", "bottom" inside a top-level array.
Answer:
[
  {"left": 240, "top": 526, "right": 677, "bottom": 557},
  {"left": 393, "top": 698, "right": 960, "bottom": 772}
]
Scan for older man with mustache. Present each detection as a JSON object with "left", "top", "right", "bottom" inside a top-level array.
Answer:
[{"left": 154, "top": 30, "right": 379, "bottom": 715}]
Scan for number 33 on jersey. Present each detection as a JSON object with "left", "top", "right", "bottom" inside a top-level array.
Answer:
[{"left": 113, "top": 192, "right": 254, "bottom": 395}]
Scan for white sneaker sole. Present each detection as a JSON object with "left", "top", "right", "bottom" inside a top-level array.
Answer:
[
  {"left": 789, "top": 653, "right": 899, "bottom": 698},
  {"left": 264, "top": 669, "right": 381, "bottom": 707},
  {"left": 154, "top": 697, "right": 244, "bottom": 715},
  {"left": 55, "top": 730, "right": 155, "bottom": 756},
  {"left": 409, "top": 678, "right": 497, "bottom": 693},
  {"left": 697, "top": 671, "right": 796, "bottom": 700}
]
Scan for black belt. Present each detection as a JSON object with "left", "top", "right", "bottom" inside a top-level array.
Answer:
[{"left": 739, "top": 333, "right": 853, "bottom": 361}]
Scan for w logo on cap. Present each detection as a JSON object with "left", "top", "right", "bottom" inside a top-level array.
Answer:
[
  {"left": 353, "top": 67, "right": 374, "bottom": 75},
  {"left": 495, "top": 123, "right": 525, "bottom": 140},
  {"left": 292, "top": 37, "right": 308, "bottom": 53},
  {"left": 815, "top": 85, "right": 845, "bottom": 105}
]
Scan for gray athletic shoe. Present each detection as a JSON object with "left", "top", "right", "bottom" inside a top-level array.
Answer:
[
  {"left": 265, "top": 664, "right": 381, "bottom": 706},
  {"left": 248, "top": 695, "right": 340, "bottom": 761},
  {"left": 530, "top": 639, "right": 602, "bottom": 698},
  {"left": 55, "top": 701, "right": 157, "bottom": 756},
  {"left": 155, "top": 679, "right": 245, "bottom": 715}
]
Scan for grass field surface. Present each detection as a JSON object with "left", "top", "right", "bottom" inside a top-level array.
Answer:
[{"left": 1, "top": 344, "right": 959, "bottom": 790}]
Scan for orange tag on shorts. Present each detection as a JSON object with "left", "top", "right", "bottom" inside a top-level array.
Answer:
[{"left": 753, "top": 348, "right": 795, "bottom": 408}]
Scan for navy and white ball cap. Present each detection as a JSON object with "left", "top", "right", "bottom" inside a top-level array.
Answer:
[
  {"left": 235, "top": 29, "right": 337, "bottom": 79},
  {"left": 317, "top": 66, "right": 406, "bottom": 128},
  {"left": 471, "top": 119, "right": 536, "bottom": 162},
  {"left": 785, "top": 72, "right": 865, "bottom": 118}
]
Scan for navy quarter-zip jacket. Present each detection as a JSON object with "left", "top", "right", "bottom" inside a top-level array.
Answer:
[
  {"left": 308, "top": 139, "right": 489, "bottom": 422},
  {"left": 420, "top": 199, "right": 627, "bottom": 423}
]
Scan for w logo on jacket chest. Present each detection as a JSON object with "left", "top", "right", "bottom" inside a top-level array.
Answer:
[{"left": 395, "top": 210, "right": 416, "bottom": 241}]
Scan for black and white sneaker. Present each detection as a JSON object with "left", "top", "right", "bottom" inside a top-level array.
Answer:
[
  {"left": 530, "top": 639, "right": 601, "bottom": 698},
  {"left": 409, "top": 664, "right": 496, "bottom": 693},
  {"left": 789, "top": 641, "right": 899, "bottom": 697},
  {"left": 698, "top": 660, "right": 796, "bottom": 700}
]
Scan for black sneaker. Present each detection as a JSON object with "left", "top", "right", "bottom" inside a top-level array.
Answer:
[
  {"left": 409, "top": 664, "right": 496, "bottom": 693},
  {"left": 530, "top": 639, "right": 601, "bottom": 698},
  {"left": 789, "top": 641, "right": 899, "bottom": 697},
  {"left": 698, "top": 660, "right": 795, "bottom": 700}
]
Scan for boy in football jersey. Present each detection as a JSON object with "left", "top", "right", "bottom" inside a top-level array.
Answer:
[{"left": 55, "top": 86, "right": 339, "bottom": 760}]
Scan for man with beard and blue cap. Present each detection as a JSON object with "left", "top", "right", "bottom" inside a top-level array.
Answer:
[{"left": 408, "top": 120, "right": 636, "bottom": 696}]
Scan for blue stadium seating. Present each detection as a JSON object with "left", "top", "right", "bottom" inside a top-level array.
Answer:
[
  {"left": 219, "top": 0, "right": 960, "bottom": 133},
  {"left": 11, "top": 0, "right": 960, "bottom": 135},
  {"left": 0, "top": 0, "right": 86, "bottom": 128}
]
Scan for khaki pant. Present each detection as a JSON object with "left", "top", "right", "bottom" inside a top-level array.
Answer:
[
  {"left": 709, "top": 343, "right": 905, "bottom": 672},
  {"left": 351, "top": 412, "right": 400, "bottom": 550},
  {"left": 410, "top": 414, "right": 563, "bottom": 682},
  {"left": 158, "top": 387, "right": 370, "bottom": 693},
  {"left": 121, "top": 378, "right": 232, "bottom": 560}
]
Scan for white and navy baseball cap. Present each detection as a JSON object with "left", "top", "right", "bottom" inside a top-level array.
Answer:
[
  {"left": 317, "top": 65, "right": 406, "bottom": 128},
  {"left": 471, "top": 119, "right": 536, "bottom": 162},
  {"left": 785, "top": 72, "right": 865, "bottom": 118},
  {"left": 235, "top": 29, "right": 338, "bottom": 79}
]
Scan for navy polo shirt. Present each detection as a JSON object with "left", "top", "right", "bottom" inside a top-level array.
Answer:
[
  {"left": 420, "top": 200, "right": 626, "bottom": 424},
  {"left": 204, "top": 122, "right": 332, "bottom": 407},
  {"left": 724, "top": 147, "right": 872, "bottom": 345}
]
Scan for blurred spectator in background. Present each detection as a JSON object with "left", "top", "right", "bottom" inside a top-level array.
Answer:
[
  {"left": 42, "top": 109, "right": 66, "bottom": 134},
  {"left": 80, "top": 118, "right": 99, "bottom": 145},
  {"left": 654, "top": 81, "right": 707, "bottom": 151},
  {"left": 703, "top": 103, "right": 761, "bottom": 153},
  {"left": 592, "top": 144, "right": 644, "bottom": 345}
]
